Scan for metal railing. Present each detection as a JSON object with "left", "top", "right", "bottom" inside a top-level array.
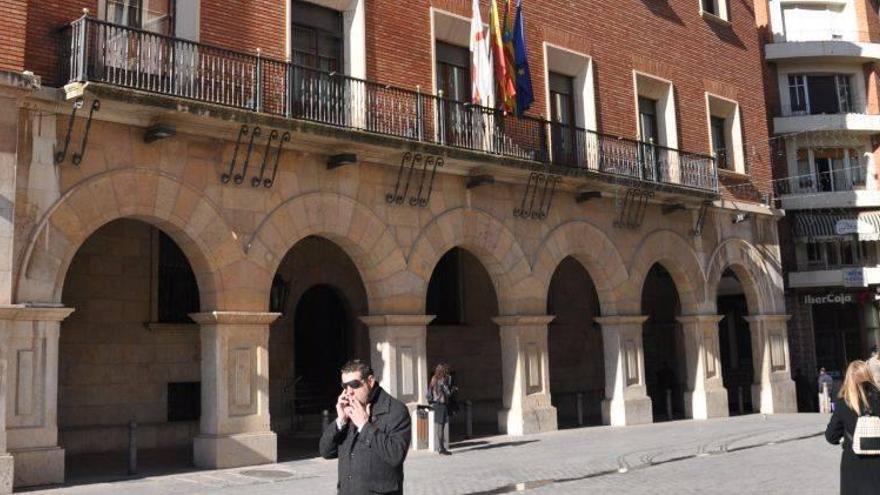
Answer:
[{"left": 60, "top": 15, "right": 717, "bottom": 193}]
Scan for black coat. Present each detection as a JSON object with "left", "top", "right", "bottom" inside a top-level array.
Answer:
[
  {"left": 825, "top": 390, "right": 880, "bottom": 495},
  {"left": 319, "top": 386, "right": 412, "bottom": 495}
]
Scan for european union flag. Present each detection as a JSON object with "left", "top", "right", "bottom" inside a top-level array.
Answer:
[{"left": 513, "top": 0, "right": 533, "bottom": 116}]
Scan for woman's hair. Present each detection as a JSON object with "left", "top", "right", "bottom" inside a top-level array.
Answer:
[
  {"left": 840, "top": 360, "right": 874, "bottom": 415},
  {"left": 430, "top": 363, "right": 450, "bottom": 387}
]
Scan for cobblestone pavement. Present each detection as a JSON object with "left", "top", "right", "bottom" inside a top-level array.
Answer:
[{"left": 25, "top": 414, "right": 835, "bottom": 495}]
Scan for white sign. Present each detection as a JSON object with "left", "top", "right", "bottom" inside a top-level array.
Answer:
[
  {"left": 835, "top": 219, "right": 876, "bottom": 236},
  {"left": 803, "top": 293, "right": 855, "bottom": 305},
  {"left": 844, "top": 268, "right": 865, "bottom": 288}
]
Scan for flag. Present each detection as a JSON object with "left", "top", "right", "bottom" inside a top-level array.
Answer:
[
  {"left": 512, "top": 0, "right": 533, "bottom": 116},
  {"left": 470, "top": 0, "right": 493, "bottom": 107},
  {"left": 489, "top": 0, "right": 516, "bottom": 112},
  {"left": 501, "top": 0, "right": 518, "bottom": 113}
]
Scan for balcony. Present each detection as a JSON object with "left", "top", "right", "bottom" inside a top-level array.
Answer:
[
  {"left": 773, "top": 106, "right": 880, "bottom": 135},
  {"left": 766, "top": 26, "right": 880, "bottom": 63},
  {"left": 59, "top": 16, "right": 718, "bottom": 194}
]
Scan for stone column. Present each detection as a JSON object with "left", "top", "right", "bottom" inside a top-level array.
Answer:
[
  {"left": 744, "top": 314, "right": 797, "bottom": 414},
  {"left": 361, "top": 315, "right": 432, "bottom": 451},
  {"left": 677, "top": 315, "right": 729, "bottom": 419},
  {"left": 190, "top": 311, "right": 280, "bottom": 469},
  {"left": 0, "top": 306, "right": 74, "bottom": 489},
  {"left": 0, "top": 318, "right": 11, "bottom": 494},
  {"left": 493, "top": 315, "right": 557, "bottom": 436},
  {"left": 595, "top": 316, "right": 652, "bottom": 426}
]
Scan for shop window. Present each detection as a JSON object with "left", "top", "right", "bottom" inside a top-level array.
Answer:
[
  {"left": 156, "top": 230, "right": 200, "bottom": 323},
  {"left": 167, "top": 382, "right": 200, "bottom": 421}
]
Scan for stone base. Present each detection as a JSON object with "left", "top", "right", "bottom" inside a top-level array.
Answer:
[
  {"left": 685, "top": 388, "right": 730, "bottom": 420},
  {"left": 498, "top": 406, "right": 558, "bottom": 436},
  {"left": 0, "top": 454, "right": 12, "bottom": 494},
  {"left": 194, "top": 431, "right": 277, "bottom": 469},
  {"left": 602, "top": 396, "right": 653, "bottom": 426},
  {"left": 12, "top": 446, "right": 64, "bottom": 488},
  {"left": 753, "top": 380, "right": 798, "bottom": 414}
]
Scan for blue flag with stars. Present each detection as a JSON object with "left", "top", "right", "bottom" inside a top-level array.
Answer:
[{"left": 513, "top": 0, "right": 533, "bottom": 116}]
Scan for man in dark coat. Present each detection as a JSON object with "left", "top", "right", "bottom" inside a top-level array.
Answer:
[{"left": 319, "top": 359, "right": 411, "bottom": 495}]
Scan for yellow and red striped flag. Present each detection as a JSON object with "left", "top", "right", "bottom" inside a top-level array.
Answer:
[{"left": 489, "top": 0, "right": 516, "bottom": 112}]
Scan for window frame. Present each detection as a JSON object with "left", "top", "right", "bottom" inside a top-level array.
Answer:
[{"left": 699, "top": 0, "right": 730, "bottom": 22}]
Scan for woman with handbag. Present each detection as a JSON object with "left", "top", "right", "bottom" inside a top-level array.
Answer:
[
  {"left": 825, "top": 360, "right": 880, "bottom": 494},
  {"left": 428, "top": 363, "right": 454, "bottom": 455}
]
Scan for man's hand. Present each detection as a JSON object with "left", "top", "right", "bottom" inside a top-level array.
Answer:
[
  {"left": 336, "top": 391, "right": 350, "bottom": 424},
  {"left": 349, "top": 398, "right": 372, "bottom": 429}
]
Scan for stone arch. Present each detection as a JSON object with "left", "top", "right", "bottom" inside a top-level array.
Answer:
[
  {"left": 407, "top": 208, "right": 535, "bottom": 315},
  {"left": 624, "top": 230, "right": 706, "bottom": 315},
  {"left": 16, "top": 168, "right": 238, "bottom": 309},
  {"left": 705, "top": 238, "right": 783, "bottom": 315},
  {"left": 248, "top": 192, "right": 409, "bottom": 314},
  {"left": 532, "top": 221, "right": 629, "bottom": 316}
]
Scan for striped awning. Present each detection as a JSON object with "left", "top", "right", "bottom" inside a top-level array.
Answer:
[{"left": 794, "top": 211, "right": 880, "bottom": 241}]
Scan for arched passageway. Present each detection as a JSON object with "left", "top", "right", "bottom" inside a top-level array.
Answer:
[
  {"left": 717, "top": 268, "right": 755, "bottom": 415},
  {"left": 547, "top": 256, "right": 603, "bottom": 427},
  {"left": 268, "top": 236, "right": 368, "bottom": 452},
  {"left": 60, "top": 219, "right": 201, "bottom": 479},
  {"left": 426, "top": 247, "right": 502, "bottom": 438},
  {"left": 642, "top": 264, "right": 685, "bottom": 422}
]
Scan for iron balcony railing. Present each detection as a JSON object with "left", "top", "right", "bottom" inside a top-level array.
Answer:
[{"left": 60, "top": 15, "right": 718, "bottom": 193}]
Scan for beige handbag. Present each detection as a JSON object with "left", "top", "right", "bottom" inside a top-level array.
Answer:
[{"left": 852, "top": 414, "right": 880, "bottom": 455}]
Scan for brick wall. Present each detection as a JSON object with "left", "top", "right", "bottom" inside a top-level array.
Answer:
[
  {"left": 0, "top": 0, "right": 27, "bottom": 72},
  {"left": 15, "top": 0, "right": 774, "bottom": 198}
]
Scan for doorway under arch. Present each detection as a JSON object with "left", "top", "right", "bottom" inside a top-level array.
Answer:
[
  {"left": 642, "top": 263, "right": 686, "bottom": 421},
  {"left": 717, "top": 268, "right": 755, "bottom": 415}
]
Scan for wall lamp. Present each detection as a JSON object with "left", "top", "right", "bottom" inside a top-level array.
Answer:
[{"left": 144, "top": 123, "right": 176, "bottom": 143}]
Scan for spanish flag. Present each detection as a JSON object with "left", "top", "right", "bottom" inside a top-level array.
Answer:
[{"left": 489, "top": 0, "right": 516, "bottom": 113}]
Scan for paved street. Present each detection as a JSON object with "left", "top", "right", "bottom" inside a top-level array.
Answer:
[{"left": 22, "top": 413, "right": 836, "bottom": 494}]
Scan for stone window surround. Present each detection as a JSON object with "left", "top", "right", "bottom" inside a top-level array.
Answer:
[
  {"left": 705, "top": 92, "right": 746, "bottom": 174},
  {"left": 633, "top": 71, "right": 679, "bottom": 150},
  {"left": 286, "top": 0, "right": 366, "bottom": 80}
]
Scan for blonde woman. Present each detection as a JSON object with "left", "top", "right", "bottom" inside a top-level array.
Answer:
[{"left": 825, "top": 360, "right": 880, "bottom": 494}]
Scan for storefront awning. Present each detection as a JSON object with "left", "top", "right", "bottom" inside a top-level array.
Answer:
[{"left": 794, "top": 211, "right": 880, "bottom": 241}]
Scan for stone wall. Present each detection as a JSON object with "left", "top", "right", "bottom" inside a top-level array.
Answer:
[{"left": 59, "top": 219, "right": 200, "bottom": 454}]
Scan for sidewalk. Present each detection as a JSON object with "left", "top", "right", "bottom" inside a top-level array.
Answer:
[{"left": 23, "top": 413, "right": 829, "bottom": 495}]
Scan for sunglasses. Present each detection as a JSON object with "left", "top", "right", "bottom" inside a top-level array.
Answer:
[{"left": 341, "top": 379, "right": 365, "bottom": 390}]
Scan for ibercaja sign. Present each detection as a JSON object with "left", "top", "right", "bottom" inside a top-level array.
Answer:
[{"left": 802, "top": 293, "right": 856, "bottom": 305}]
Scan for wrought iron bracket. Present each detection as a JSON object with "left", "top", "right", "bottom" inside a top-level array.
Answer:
[
  {"left": 692, "top": 201, "right": 711, "bottom": 236},
  {"left": 514, "top": 172, "right": 561, "bottom": 220},
  {"left": 253, "top": 130, "right": 279, "bottom": 187},
  {"left": 262, "top": 131, "right": 290, "bottom": 188},
  {"left": 70, "top": 99, "right": 100, "bottom": 166},
  {"left": 234, "top": 126, "right": 261, "bottom": 185},
  {"left": 386, "top": 152, "right": 443, "bottom": 208},
  {"left": 614, "top": 187, "right": 653, "bottom": 229},
  {"left": 221, "top": 125, "right": 249, "bottom": 184},
  {"left": 55, "top": 97, "right": 83, "bottom": 165}
]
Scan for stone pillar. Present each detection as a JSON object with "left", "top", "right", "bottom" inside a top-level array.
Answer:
[
  {"left": 190, "top": 311, "right": 280, "bottom": 469},
  {"left": 0, "top": 319, "right": 11, "bottom": 494},
  {"left": 360, "top": 315, "right": 432, "bottom": 406},
  {"left": 361, "top": 315, "right": 432, "bottom": 451},
  {"left": 493, "top": 315, "right": 557, "bottom": 436},
  {"left": 595, "top": 316, "right": 652, "bottom": 426},
  {"left": 0, "top": 306, "right": 74, "bottom": 489},
  {"left": 744, "top": 314, "right": 797, "bottom": 414},
  {"left": 677, "top": 315, "right": 729, "bottom": 419}
]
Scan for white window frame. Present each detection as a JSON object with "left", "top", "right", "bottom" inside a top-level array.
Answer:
[
  {"left": 699, "top": 0, "right": 729, "bottom": 22},
  {"left": 705, "top": 93, "right": 745, "bottom": 173},
  {"left": 286, "top": 0, "right": 366, "bottom": 79},
  {"left": 542, "top": 43, "right": 596, "bottom": 131},
  {"left": 429, "top": 8, "right": 478, "bottom": 97},
  {"left": 633, "top": 71, "right": 678, "bottom": 149}
]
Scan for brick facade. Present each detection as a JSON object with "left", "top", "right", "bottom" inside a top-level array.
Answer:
[{"left": 14, "top": 0, "right": 773, "bottom": 199}]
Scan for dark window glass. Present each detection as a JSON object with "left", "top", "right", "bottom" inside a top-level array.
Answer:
[
  {"left": 436, "top": 42, "right": 471, "bottom": 102},
  {"left": 105, "top": 0, "right": 175, "bottom": 35},
  {"left": 702, "top": 0, "right": 718, "bottom": 15},
  {"left": 710, "top": 116, "right": 728, "bottom": 169},
  {"left": 550, "top": 72, "right": 577, "bottom": 166},
  {"left": 292, "top": 0, "right": 343, "bottom": 71},
  {"left": 788, "top": 75, "right": 807, "bottom": 114},
  {"left": 638, "top": 97, "right": 661, "bottom": 179},
  {"left": 157, "top": 231, "right": 200, "bottom": 323}
]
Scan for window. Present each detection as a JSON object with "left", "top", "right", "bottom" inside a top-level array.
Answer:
[
  {"left": 104, "top": 0, "right": 175, "bottom": 35},
  {"left": 156, "top": 231, "right": 200, "bottom": 323},
  {"left": 436, "top": 42, "right": 470, "bottom": 103},
  {"left": 710, "top": 116, "right": 728, "bottom": 169},
  {"left": 781, "top": 4, "right": 848, "bottom": 42},
  {"left": 802, "top": 240, "right": 873, "bottom": 269},
  {"left": 701, "top": 0, "right": 728, "bottom": 20},
  {"left": 638, "top": 96, "right": 661, "bottom": 180},
  {"left": 292, "top": 1, "right": 343, "bottom": 72},
  {"left": 549, "top": 72, "right": 577, "bottom": 166},
  {"left": 787, "top": 74, "right": 854, "bottom": 116},
  {"left": 791, "top": 148, "right": 861, "bottom": 194}
]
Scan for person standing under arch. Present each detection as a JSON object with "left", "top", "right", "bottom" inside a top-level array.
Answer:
[{"left": 428, "top": 363, "right": 455, "bottom": 455}]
